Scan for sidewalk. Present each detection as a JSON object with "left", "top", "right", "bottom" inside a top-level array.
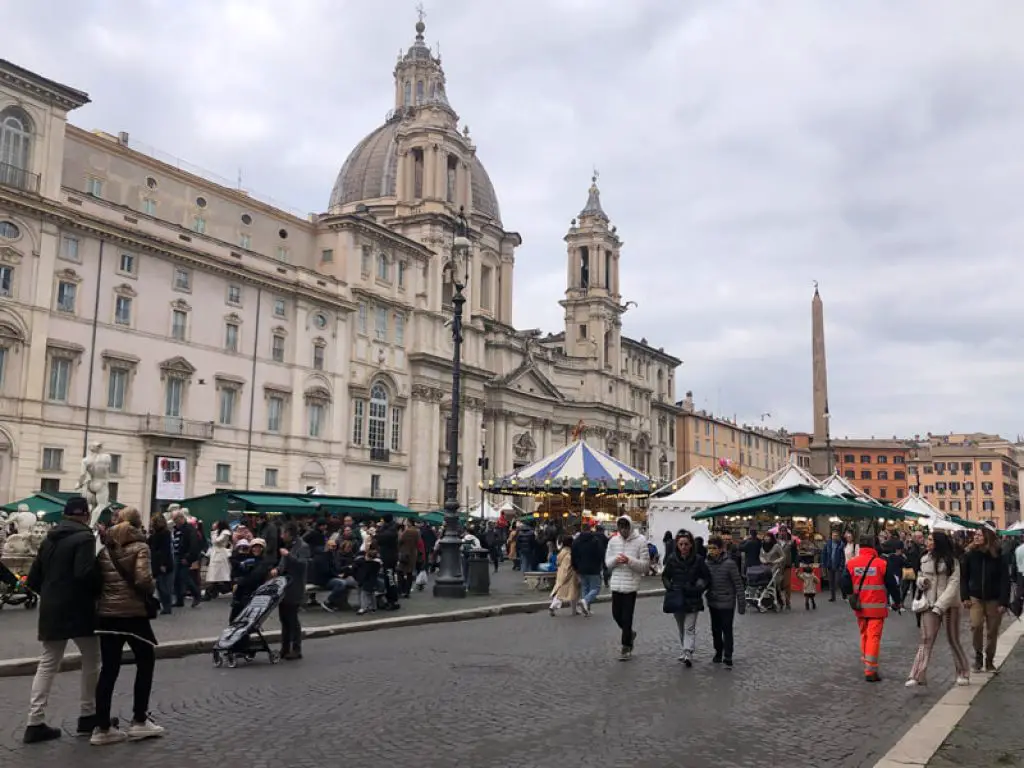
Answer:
[{"left": 927, "top": 634, "right": 1024, "bottom": 767}]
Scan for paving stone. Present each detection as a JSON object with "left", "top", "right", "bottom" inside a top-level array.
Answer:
[
  {"left": 0, "top": 600, "right": 963, "bottom": 768},
  {"left": 928, "top": 636, "right": 1024, "bottom": 768}
]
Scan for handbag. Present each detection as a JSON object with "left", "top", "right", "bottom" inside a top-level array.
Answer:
[
  {"left": 108, "top": 548, "right": 161, "bottom": 620},
  {"left": 662, "top": 587, "right": 685, "bottom": 614},
  {"left": 902, "top": 567, "right": 916, "bottom": 581},
  {"left": 847, "top": 557, "right": 876, "bottom": 612},
  {"left": 911, "top": 588, "right": 933, "bottom": 614}
]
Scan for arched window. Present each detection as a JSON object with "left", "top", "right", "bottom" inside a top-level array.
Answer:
[
  {"left": 368, "top": 383, "right": 388, "bottom": 449},
  {"left": 1, "top": 109, "right": 32, "bottom": 191}
]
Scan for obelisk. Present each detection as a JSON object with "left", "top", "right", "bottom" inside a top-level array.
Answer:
[{"left": 809, "top": 283, "right": 832, "bottom": 478}]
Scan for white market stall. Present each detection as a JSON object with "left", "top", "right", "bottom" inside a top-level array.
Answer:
[
  {"left": 895, "top": 493, "right": 965, "bottom": 531},
  {"left": 648, "top": 467, "right": 729, "bottom": 555}
]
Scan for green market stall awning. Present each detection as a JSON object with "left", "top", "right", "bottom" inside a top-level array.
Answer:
[
  {"left": 182, "top": 491, "right": 418, "bottom": 526},
  {"left": 2, "top": 492, "right": 125, "bottom": 523},
  {"left": 693, "top": 485, "right": 925, "bottom": 522}
]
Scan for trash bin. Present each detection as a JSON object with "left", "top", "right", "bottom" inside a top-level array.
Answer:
[{"left": 467, "top": 548, "right": 490, "bottom": 595}]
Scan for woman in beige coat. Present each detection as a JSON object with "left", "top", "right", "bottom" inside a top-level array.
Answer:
[
  {"left": 906, "top": 531, "right": 970, "bottom": 688},
  {"left": 549, "top": 535, "right": 580, "bottom": 616}
]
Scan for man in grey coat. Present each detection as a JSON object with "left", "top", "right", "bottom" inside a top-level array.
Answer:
[{"left": 272, "top": 522, "right": 309, "bottom": 660}]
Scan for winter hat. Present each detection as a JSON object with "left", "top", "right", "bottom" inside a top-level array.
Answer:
[{"left": 63, "top": 496, "right": 90, "bottom": 519}]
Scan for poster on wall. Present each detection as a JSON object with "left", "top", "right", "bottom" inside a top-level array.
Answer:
[{"left": 156, "top": 457, "right": 187, "bottom": 501}]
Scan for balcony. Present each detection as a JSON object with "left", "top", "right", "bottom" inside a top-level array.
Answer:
[
  {"left": 369, "top": 447, "right": 390, "bottom": 463},
  {"left": 0, "top": 163, "right": 40, "bottom": 194},
  {"left": 139, "top": 414, "right": 214, "bottom": 441},
  {"left": 367, "top": 488, "right": 399, "bottom": 500}
]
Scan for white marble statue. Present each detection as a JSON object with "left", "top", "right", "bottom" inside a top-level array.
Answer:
[
  {"left": 77, "top": 441, "right": 112, "bottom": 528},
  {"left": 1, "top": 506, "right": 41, "bottom": 574}
]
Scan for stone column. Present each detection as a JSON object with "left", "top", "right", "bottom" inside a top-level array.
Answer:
[
  {"left": 494, "top": 413, "right": 508, "bottom": 476},
  {"left": 425, "top": 145, "right": 438, "bottom": 200},
  {"left": 408, "top": 397, "right": 432, "bottom": 507},
  {"left": 499, "top": 258, "right": 513, "bottom": 325}
]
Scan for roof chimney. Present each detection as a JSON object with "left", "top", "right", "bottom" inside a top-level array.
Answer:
[{"left": 117, "top": 131, "right": 129, "bottom": 146}]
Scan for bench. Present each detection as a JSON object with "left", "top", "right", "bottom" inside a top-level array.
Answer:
[
  {"left": 523, "top": 571, "right": 556, "bottom": 591},
  {"left": 304, "top": 582, "right": 386, "bottom": 611}
]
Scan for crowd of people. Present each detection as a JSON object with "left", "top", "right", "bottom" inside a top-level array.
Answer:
[{"left": 13, "top": 494, "right": 1024, "bottom": 749}]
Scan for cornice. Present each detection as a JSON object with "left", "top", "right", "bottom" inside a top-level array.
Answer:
[
  {"left": 0, "top": 62, "right": 90, "bottom": 111},
  {"left": 0, "top": 189, "right": 358, "bottom": 312},
  {"left": 320, "top": 214, "right": 432, "bottom": 260}
]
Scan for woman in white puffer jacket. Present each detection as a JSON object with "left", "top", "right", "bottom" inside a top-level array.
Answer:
[{"left": 906, "top": 531, "right": 970, "bottom": 687}]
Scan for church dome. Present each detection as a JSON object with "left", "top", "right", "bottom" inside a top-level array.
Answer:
[{"left": 327, "top": 117, "right": 502, "bottom": 225}]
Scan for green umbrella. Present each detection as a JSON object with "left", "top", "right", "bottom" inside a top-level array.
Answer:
[{"left": 692, "top": 485, "right": 924, "bottom": 522}]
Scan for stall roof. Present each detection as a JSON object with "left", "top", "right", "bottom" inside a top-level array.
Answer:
[
  {"left": 2, "top": 492, "right": 125, "bottom": 522},
  {"left": 693, "top": 485, "right": 924, "bottom": 521}
]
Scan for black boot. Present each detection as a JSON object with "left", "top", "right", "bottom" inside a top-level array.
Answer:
[
  {"left": 23, "top": 724, "right": 61, "bottom": 744},
  {"left": 974, "top": 652, "right": 984, "bottom": 672}
]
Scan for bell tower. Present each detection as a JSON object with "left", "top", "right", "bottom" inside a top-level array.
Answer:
[{"left": 560, "top": 174, "right": 626, "bottom": 368}]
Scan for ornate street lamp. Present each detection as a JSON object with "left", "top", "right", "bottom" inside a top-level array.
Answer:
[{"left": 434, "top": 206, "right": 472, "bottom": 598}]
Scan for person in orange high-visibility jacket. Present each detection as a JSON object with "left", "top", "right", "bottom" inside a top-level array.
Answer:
[{"left": 842, "top": 536, "right": 902, "bottom": 682}]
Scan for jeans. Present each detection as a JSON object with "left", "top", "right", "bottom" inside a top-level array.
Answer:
[
  {"left": 579, "top": 574, "right": 602, "bottom": 605},
  {"left": 673, "top": 611, "right": 698, "bottom": 658},
  {"left": 709, "top": 607, "right": 735, "bottom": 659},
  {"left": 461, "top": 555, "right": 471, "bottom": 587},
  {"left": 520, "top": 552, "right": 536, "bottom": 573},
  {"left": 95, "top": 632, "right": 155, "bottom": 729},
  {"left": 969, "top": 599, "right": 1003, "bottom": 662},
  {"left": 173, "top": 562, "right": 201, "bottom": 604},
  {"left": 327, "top": 576, "right": 356, "bottom": 607},
  {"left": 359, "top": 589, "right": 375, "bottom": 612},
  {"left": 828, "top": 567, "right": 842, "bottom": 600},
  {"left": 611, "top": 591, "right": 637, "bottom": 649},
  {"left": 28, "top": 636, "right": 99, "bottom": 726},
  {"left": 397, "top": 571, "right": 414, "bottom": 597},
  {"left": 155, "top": 570, "right": 174, "bottom": 613},
  {"left": 278, "top": 602, "right": 301, "bottom": 653}
]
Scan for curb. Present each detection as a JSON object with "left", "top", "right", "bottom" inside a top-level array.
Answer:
[{"left": 0, "top": 588, "right": 665, "bottom": 678}]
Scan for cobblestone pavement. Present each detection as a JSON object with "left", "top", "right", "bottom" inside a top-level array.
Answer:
[
  {"left": 928, "top": 637, "right": 1024, "bottom": 767},
  {"left": 0, "top": 567, "right": 555, "bottom": 660},
  {"left": 0, "top": 599, "right": 964, "bottom": 768}
]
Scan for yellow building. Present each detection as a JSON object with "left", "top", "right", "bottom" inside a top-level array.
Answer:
[{"left": 674, "top": 392, "right": 790, "bottom": 482}]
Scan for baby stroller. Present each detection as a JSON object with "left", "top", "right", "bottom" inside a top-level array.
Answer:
[
  {"left": 212, "top": 576, "right": 287, "bottom": 668},
  {"left": 0, "top": 562, "right": 37, "bottom": 610},
  {"left": 745, "top": 564, "right": 779, "bottom": 613}
]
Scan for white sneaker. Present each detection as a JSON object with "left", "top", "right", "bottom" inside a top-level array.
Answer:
[
  {"left": 955, "top": 675, "right": 970, "bottom": 686},
  {"left": 580, "top": 600, "right": 591, "bottom": 617},
  {"left": 90, "top": 727, "right": 127, "bottom": 746},
  {"left": 904, "top": 679, "right": 919, "bottom": 688},
  {"left": 127, "top": 718, "right": 165, "bottom": 741}
]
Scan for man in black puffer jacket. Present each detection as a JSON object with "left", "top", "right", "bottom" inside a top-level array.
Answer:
[
  {"left": 571, "top": 521, "right": 606, "bottom": 616},
  {"left": 705, "top": 536, "right": 745, "bottom": 668},
  {"left": 23, "top": 496, "right": 102, "bottom": 743}
]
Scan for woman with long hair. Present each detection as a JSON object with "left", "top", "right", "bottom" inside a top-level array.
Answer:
[
  {"left": 961, "top": 527, "right": 1011, "bottom": 672},
  {"left": 662, "top": 531, "right": 711, "bottom": 666},
  {"left": 548, "top": 535, "right": 580, "bottom": 616},
  {"left": 204, "top": 520, "right": 233, "bottom": 600},
  {"left": 906, "top": 531, "right": 970, "bottom": 687},
  {"left": 91, "top": 508, "right": 165, "bottom": 745},
  {"left": 147, "top": 514, "right": 174, "bottom": 615}
]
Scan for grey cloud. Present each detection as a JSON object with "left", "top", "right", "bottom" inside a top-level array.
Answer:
[{"left": 6, "top": 0, "right": 1023, "bottom": 439}]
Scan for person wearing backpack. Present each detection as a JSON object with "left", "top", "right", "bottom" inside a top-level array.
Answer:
[{"left": 841, "top": 535, "right": 902, "bottom": 682}]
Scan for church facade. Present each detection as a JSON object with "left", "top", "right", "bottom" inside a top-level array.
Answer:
[{"left": 0, "top": 17, "right": 680, "bottom": 513}]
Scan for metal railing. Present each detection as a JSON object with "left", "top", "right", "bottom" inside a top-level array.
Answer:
[
  {"left": 0, "top": 162, "right": 40, "bottom": 194},
  {"left": 369, "top": 447, "right": 391, "bottom": 463},
  {"left": 139, "top": 414, "right": 214, "bottom": 440},
  {"left": 367, "top": 488, "right": 399, "bottom": 500}
]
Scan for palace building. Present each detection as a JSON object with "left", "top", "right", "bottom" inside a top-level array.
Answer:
[{"left": 0, "top": 16, "right": 680, "bottom": 513}]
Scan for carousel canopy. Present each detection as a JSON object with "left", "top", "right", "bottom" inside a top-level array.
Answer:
[
  {"left": 693, "top": 485, "right": 924, "bottom": 521},
  {"left": 489, "top": 439, "right": 650, "bottom": 496}
]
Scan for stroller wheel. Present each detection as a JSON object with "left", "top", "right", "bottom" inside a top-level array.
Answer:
[
  {"left": 213, "top": 652, "right": 223, "bottom": 668},
  {"left": 227, "top": 653, "right": 237, "bottom": 668},
  {"left": 269, "top": 651, "right": 281, "bottom": 664}
]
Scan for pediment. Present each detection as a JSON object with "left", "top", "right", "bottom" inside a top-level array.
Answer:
[
  {"left": 158, "top": 356, "right": 196, "bottom": 377},
  {"left": 491, "top": 360, "right": 563, "bottom": 400},
  {"left": 0, "top": 246, "right": 22, "bottom": 265}
]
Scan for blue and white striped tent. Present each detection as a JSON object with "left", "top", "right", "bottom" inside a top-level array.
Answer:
[{"left": 489, "top": 440, "right": 651, "bottom": 497}]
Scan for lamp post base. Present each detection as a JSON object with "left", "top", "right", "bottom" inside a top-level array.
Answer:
[{"left": 432, "top": 535, "right": 466, "bottom": 598}]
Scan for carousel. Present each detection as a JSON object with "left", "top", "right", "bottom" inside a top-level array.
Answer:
[{"left": 485, "top": 421, "right": 650, "bottom": 527}]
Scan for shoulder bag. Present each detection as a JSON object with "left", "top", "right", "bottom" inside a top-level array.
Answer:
[
  {"left": 847, "top": 557, "right": 876, "bottom": 612},
  {"left": 108, "top": 547, "right": 160, "bottom": 620}
]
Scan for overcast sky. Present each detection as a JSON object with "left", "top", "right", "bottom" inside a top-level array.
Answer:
[{"left": 7, "top": 1, "right": 1023, "bottom": 441}]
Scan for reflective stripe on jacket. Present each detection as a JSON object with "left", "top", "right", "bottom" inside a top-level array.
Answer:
[{"left": 846, "top": 548, "right": 890, "bottom": 619}]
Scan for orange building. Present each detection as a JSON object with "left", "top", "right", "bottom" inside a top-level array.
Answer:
[
  {"left": 908, "top": 442, "right": 1022, "bottom": 529},
  {"left": 833, "top": 439, "right": 912, "bottom": 502},
  {"left": 788, "top": 433, "right": 813, "bottom": 473}
]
